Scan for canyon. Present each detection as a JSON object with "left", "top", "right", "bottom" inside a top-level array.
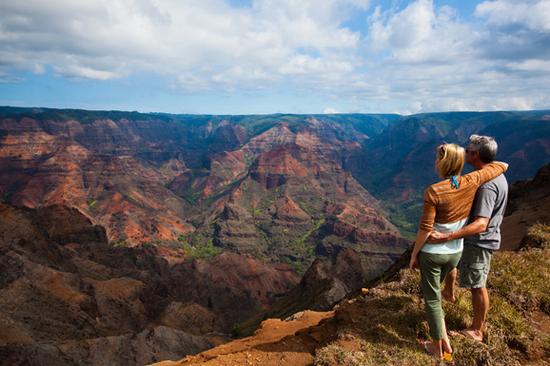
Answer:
[{"left": 0, "top": 106, "right": 549, "bottom": 365}]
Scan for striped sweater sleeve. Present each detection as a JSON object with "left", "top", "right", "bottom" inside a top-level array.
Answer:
[
  {"left": 419, "top": 186, "right": 437, "bottom": 232},
  {"left": 464, "top": 161, "right": 508, "bottom": 187}
]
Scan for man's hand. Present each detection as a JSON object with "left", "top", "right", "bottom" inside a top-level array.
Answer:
[{"left": 427, "top": 230, "right": 452, "bottom": 244}]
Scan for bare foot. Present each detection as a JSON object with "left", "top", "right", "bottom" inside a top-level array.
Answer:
[
  {"left": 442, "top": 286, "right": 456, "bottom": 303},
  {"left": 420, "top": 340, "right": 443, "bottom": 359},
  {"left": 442, "top": 336, "right": 453, "bottom": 354},
  {"left": 460, "top": 328, "right": 483, "bottom": 342}
]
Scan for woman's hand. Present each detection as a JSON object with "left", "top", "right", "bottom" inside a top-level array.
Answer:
[
  {"left": 410, "top": 229, "right": 430, "bottom": 271},
  {"left": 409, "top": 253, "right": 419, "bottom": 271}
]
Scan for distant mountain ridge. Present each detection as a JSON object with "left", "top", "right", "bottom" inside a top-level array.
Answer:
[
  {"left": 502, "top": 162, "right": 550, "bottom": 250},
  {"left": 0, "top": 106, "right": 549, "bottom": 274}
]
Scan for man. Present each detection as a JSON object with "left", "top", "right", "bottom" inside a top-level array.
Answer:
[{"left": 428, "top": 134, "right": 508, "bottom": 342}]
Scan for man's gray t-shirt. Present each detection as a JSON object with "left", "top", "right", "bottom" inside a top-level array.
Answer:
[{"left": 464, "top": 173, "right": 508, "bottom": 250}]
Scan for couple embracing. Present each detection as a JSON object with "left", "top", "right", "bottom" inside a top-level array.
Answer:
[{"left": 408, "top": 135, "right": 508, "bottom": 361}]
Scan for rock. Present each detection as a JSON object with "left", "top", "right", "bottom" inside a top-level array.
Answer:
[{"left": 0, "top": 202, "right": 300, "bottom": 365}]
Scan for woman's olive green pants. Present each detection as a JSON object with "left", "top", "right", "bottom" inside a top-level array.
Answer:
[{"left": 418, "top": 250, "right": 462, "bottom": 340}]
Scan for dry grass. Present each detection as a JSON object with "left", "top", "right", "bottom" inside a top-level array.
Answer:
[{"left": 314, "top": 224, "right": 550, "bottom": 366}]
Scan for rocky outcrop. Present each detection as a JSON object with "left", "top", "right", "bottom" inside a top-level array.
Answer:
[
  {"left": 0, "top": 202, "right": 299, "bottom": 365},
  {"left": 232, "top": 244, "right": 410, "bottom": 337},
  {"left": 502, "top": 163, "right": 550, "bottom": 250},
  {"left": 2, "top": 326, "right": 212, "bottom": 366},
  {"left": 213, "top": 201, "right": 269, "bottom": 256},
  {"left": 167, "top": 252, "right": 299, "bottom": 331}
]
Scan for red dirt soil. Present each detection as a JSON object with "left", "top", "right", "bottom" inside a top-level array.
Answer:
[{"left": 153, "top": 310, "right": 335, "bottom": 366}]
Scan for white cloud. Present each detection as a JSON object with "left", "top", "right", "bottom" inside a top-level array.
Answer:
[
  {"left": 475, "top": 0, "right": 550, "bottom": 31},
  {"left": 0, "top": 71, "right": 23, "bottom": 84},
  {"left": 0, "top": 0, "right": 367, "bottom": 88},
  {"left": 506, "top": 59, "right": 550, "bottom": 72},
  {"left": 346, "top": 0, "right": 550, "bottom": 113},
  {"left": 54, "top": 63, "right": 120, "bottom": 81},
  {"left": 0, "top": 0, "right": 549, "bottom": 113},
  {"left": 367, "top": 0, "right": 476, "bottom": 63},
  {"left": 473, "top": 0, "right": 550, "bottom": 65},
  {"left": 323, "top": 107, "right": 339, "bottom": 114}
]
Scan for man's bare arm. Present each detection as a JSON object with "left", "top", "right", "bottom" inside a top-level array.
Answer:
[
  {"left": 427, "top": 217, "right": 490, "bottom": 243},
  {"left": 449, "top": 216, "right": 489, "bottom": 240}
]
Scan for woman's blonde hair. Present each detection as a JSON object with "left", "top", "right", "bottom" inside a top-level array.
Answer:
[{"left": 435, "top": 143, "right": 465, "bottom": 178}]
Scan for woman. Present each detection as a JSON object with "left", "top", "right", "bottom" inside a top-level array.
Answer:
[{"left": 408, "top": 143, "right": 508, "bottom": 360}]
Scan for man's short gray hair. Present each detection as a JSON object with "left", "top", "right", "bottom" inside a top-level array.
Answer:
[{"left": 468, "top": 134, "right": 498, "bottom": 163}]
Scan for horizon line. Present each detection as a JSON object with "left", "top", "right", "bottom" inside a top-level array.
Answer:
[{"left": 1, "top": 105, "right": 550, "bottom": 118}]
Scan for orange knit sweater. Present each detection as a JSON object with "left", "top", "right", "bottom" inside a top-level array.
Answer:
[{"left": 419, "top": 162, "right": 508, "bottom": 232}]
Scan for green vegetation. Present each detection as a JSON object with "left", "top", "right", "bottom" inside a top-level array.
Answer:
[
  {"left": 522, "top": 222, "right": 550, "bottom": 249},
  {"left": 157, "top": 239, "right": 186, "bottom": 250},
  {"left": 182, "top": 190, "right": 200, "bottom": 205},
  {"left": 296, "top": 199, "right": 312, "bottom": 215},
  {"left": 489, "top": 223, "right": 550, "bottom": 313},
  {"left": 141, "top": 242, "right": 155, "bottom": 249},
  {"left": 243, "top": 153, "right": 255, "bottom": 166},
  {"left": 178, "top": 233, "right": 222, "bottom": 259},
  {"left": 237, "top": 116, "right": 279, "bottom": 136},
  {"left": 384, "top": 201, "right": 423, "bottom": 240},
  {"left": 87, "top": 199, "right": 97, "bottom": 209},
  {"left": 293, "top": 218, "right": 325, "bottom": 253},
  {"left": 112, "top": 239, "right": 129, "bottom": 247},
  {"left": 279, "top": 218, "right": 326, "bottom": 276}
]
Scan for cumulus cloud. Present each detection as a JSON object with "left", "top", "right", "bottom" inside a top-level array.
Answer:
[
  {"left": 0, "top": 0, "right": 549, "bottom": 113},
  {"left": 473, "top": 0, "right": 550, "bottom": 64},
  {"left": 0, "top": 0, "right": 367, "bottom": 89},
  {"left": 353, "top": 0, "right": 550, "bottom": 113},
  {"left": 475, "top": 0, "right": 550, "bottom": 31},
  {"left": 367, "top": 0, "right": 477, "bottom": 63}
]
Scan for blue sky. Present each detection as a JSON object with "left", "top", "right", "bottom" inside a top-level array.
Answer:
[{"left": 1, "top": 0, "right": 549, "bottom": 114}]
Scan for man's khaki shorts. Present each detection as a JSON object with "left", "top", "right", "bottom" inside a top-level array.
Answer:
[{"left": 458, "top": 244, "right": 493, "bottom": 289}]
